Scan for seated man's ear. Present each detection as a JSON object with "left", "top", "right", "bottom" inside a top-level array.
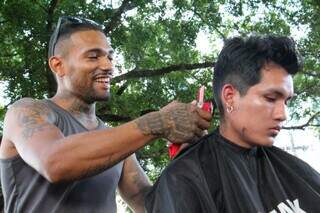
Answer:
[{"left": 221, "top": 84, "right": 238, "bottom": 113}]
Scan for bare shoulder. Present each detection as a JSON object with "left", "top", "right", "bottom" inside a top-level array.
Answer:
[
  {"left": 7, "top": 98, "right": 55, "bottom": 121},
  {"left": 1, "top": 98, "right": 55, "bottom": 158},
  {"left": 9, "top": 97, "right": 50, "bottom": 111},
  {"left": 3, "top": 98, "right": 56, "bottom": 141}
]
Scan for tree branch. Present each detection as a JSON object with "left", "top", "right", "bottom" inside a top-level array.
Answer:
[
  {"left": 192, "top": 9, "right": 226, "bottom": 41},
  {"left": 45, "top": 0, "right": 60, "bottom": 97},
  {"left": 0, "top": 20, "right": 9, "bottom": 25},
  {"left": 35, "top": 0, "right": 48, "bottom": 12},
  {"left": 48, "top": 0, "right": 59, "bottom": 18},
  {"left": 302, "top": 70, "right": 320, "bottom": 78},
  {"left": 283, "top": 111, "right": 320, "bottom": 130},
  {"left": 97, "top": 107, "right": 158, "bottom": 123},
  {"left": 116, "top": 82, "right": 129, "bottom": 95},
  {"left": 46, "top": 0, "right": 59, "bottom": 31},
  {"left": 294, "top": 83, "right": 319, "bottom": 96},
  {"left": 112, "top": 61, "right": 215, "bottom": 83},
  {"left": 0, "top": 53, "right": 18, "bottom": 58},
  {"left": 104, "top": 0, "right": 137, "bottom": 33}
]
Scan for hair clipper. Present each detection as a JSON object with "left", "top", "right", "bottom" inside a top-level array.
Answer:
[{"left": 168, "top": 85, "right": 213, "bottom": 159}]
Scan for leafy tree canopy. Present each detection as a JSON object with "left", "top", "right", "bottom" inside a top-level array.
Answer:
[{"left": 0, "top": 0, "right": 319, "bottom": 180}]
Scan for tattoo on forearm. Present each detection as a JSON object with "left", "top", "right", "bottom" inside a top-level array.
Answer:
[
  {"left": 79, "top": 151, "right": 134, "bottom": 180},
  {"left": 12, "top": 99, "right": 54, "bottom": 140},
  {"left": 78, "top": 154, "right": 113, "bottom": 180},
  {"left": 132, "top": 172, "right": 151, "bottom": 200}
]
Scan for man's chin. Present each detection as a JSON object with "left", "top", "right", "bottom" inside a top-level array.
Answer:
[
  {"left": 260, "top": 138, "right": 275, "bottom": 147},
  {"left": 84, "top": 93, "right": 111, "bottom": 103},
  {"left": 95, "top": 95, "right": 111, "bottom": 102}
]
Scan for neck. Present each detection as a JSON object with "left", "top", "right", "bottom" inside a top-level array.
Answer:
[
  {"left": 219, "top": 121, "right": 252, "bottom": 149},
  {"left": 51, "top": 93, "right": 96, "bottom": 118}
]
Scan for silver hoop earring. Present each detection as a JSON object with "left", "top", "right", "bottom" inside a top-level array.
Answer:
[{"left": 226, "top": 105, "right": 234, "bottom": 113}]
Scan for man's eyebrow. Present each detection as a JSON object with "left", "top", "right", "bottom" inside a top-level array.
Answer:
[
  {"left": 265, "top": 88, "right": 294, "bottom": 99},
  {"left": 85, "top": 48, "right": 114, "bottom": 55}
]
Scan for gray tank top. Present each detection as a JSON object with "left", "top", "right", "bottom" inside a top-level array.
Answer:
[{"left": 0, "top": 99, "right": 123, "bottom": 213}]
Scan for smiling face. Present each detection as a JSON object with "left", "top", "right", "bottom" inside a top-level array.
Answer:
[
  {"left": 56, "top": 30, "right": 114, "bottom": 103},
  {"left": 221, "top": 63, "right": 294, "bottom": 148}
]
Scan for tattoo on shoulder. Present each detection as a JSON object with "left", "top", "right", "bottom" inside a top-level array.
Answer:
[{"left": 11, "top": 99, "right": 55, "bottom": 140}]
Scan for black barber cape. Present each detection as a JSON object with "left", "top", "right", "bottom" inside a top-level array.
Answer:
[{"left": 145, "top": 130, "right": 320, "bottom": 213}]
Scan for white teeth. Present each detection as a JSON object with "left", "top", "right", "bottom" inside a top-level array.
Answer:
[{"left": 94, "top": 77, "right": 109, "bottom": 83}]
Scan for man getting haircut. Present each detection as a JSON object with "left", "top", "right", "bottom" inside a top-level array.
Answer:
[{"left": 145, "top": 35, "right": 320, "bottom": 213}]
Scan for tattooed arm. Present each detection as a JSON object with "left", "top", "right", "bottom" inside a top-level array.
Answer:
[
  {"left": 118, "top": 154, "right": 151, "bottom": 213},
  {"left": 0, "top": 98, "right": 211, "bottom": 183}
]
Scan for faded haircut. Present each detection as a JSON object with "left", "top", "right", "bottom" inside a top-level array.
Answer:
[{"left": 213, "top": 35, "right": 303, "bottom": 117}]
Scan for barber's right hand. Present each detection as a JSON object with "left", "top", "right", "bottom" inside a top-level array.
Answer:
[{"left": 135, "top": 101, "right": 212, "bottom": 143}]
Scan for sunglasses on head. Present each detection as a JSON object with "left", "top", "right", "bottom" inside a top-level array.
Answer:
[{"left": 49, "top": 16, "right": 104, "bottom": 57}]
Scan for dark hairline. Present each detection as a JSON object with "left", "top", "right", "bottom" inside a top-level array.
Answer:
[
  {"left": 51, "top": 28, "right": 107, "bottom": 58},
  {"left": 48, "top": 22, "right": 105, "bottom": 59},
  {"left": 212, "top": 35, "right": 302, "bottom": 119}
]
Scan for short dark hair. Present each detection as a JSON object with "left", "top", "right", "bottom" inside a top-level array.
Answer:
[
  {"left": 48, "top": 16, "right": 104, "bottom": 58},
  {"left": 213, "top": 35, "right": 303, "bottom": 117}
]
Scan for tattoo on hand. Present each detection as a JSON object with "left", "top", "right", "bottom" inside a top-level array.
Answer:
[{"left": 135, "top": 103, "right": 198, "bottom": 142}]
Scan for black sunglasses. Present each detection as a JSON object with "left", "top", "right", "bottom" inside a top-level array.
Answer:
[{"left": 48, "top": 16, "right": 104, "bottom": 57}]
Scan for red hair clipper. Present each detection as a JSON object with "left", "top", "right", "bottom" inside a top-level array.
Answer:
[{"left": 168, "top": 86, "right": 212, "bottom": 159}]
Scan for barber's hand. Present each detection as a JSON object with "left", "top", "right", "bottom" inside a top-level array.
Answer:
[{"left": 135, "top": 101, "right": 212, "bottom": 143}]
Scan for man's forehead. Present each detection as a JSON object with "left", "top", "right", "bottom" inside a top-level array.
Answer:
[
  {"left": 85, "top": 47, "right": 114, "bottom": 55},
  {"left": 255, "top": 66, "right": 294, "bottom": 97},
  {"left": 69, "top": 30, "right": 111, "bottom": 49}
]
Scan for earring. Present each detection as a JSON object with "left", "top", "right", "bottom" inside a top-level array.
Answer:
[{"left": 226, "top": 104, "right": 234, "bottom": 113}]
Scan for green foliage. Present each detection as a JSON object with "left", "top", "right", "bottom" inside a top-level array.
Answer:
[
  {"left": 0, "top": 106, "right": 5, "bottom": 136},
  {"left": 0, "top": 0, "right": 319, "bottom": 189}
]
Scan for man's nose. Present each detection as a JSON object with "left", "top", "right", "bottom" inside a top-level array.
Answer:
[
  {"left": 99, "top": 56, "right": 113, "bottom": 72},
  {"left": 273, "top": 102, "right": 287, "bottom": 122}
]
